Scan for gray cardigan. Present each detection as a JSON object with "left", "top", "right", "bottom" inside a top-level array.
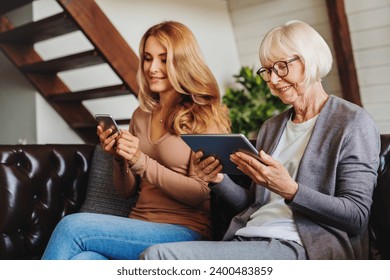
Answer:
[{"left": 213, "top": 95, "right": 380, "bottom": 259}]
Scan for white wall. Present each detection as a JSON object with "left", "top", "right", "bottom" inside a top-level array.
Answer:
[
  {"left": 228, "top": 0, "right": 390, "bottom": 134},
  {"left": 5, "top": 0, "right": 386, "bottom": 144},
  {"left": 227, "top": 0, "right": 342, "bottom": 98},
  {"left": 344, "top": 0, "right": 390, "bottom": 134},
  {"left": 0, "top": 52, "right": 37, "bottom": 144},
  {"left": 31, "top": 0, "right": 240, "bottom": 143},
  {"left": 95, "top": 0, "right": 239, "bottom": 91},
  {"left": 0, "top": 4, "right": 37, "bottom": 144}
]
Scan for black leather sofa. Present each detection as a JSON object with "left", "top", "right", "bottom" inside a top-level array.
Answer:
[{"left": 0, "top": 134, "right": 389, "bottom": 260}]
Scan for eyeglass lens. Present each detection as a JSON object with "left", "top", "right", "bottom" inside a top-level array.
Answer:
[{"left": 258, "top": 61, "right": 289, "bottom": 82}]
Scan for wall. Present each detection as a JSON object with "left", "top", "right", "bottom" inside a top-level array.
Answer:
[
  {"left": 0, "top": 4, "right": 37, "bottom": 144},
  {"left": 344, "top": 0, "right": 390, "bottom": 133},
  {"left": 0, "top": 53, "right": 37, "bottom": 144},
  {"left": 0, "top": 0, "right": 239, "bottom": 144},
  {"left": 31, "top": 0, "right": 240, "bottom": 143},
  {"left": 3, "top": 0, "right": 387, "bottom": 144},
  {"left": 227, "top": 0, "right": 390, "bottom": 134},
  {"left": 227, "top": 0, "right": 342, "bottom": 98}
]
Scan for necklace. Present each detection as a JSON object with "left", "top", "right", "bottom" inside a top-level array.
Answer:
[{"left": 155, "top": 105, "right": 166, "bottom": 124}]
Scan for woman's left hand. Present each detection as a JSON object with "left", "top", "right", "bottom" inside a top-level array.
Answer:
[{"left": 230, "top": 150, "right": 298, "bottom": 200}]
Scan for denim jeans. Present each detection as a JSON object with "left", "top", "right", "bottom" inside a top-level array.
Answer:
[{"left": 41, "top": 212, "right": 202, "bottom": 260}]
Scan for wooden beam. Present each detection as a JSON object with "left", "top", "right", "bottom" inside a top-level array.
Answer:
[
  {"left": 20, "top": 50, "right": 105, "bottom": 74},
  {"left": 326, "top": 0, "right": 362, "bottom": 107},
  {"left": 0, "top": 13, "right": 78, "bottom": 44},
  {"left": 57, "top": 0, "right": 139, "bottom": 96}
]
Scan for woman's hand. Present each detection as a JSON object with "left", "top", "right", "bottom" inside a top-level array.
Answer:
[
  {"left": 115, "top": 130, "right": 141, "bottom": 166},
  {"left": 230, "top": 150, "right": 298, "bottom": 200},
  {"left": 192, "top": 151, "right": 224, "bottom": 184},
  {"left": 97, "top": 125, "right": 120, "bottom": 155}
]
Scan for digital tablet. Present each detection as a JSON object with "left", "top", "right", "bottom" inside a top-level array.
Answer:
[{"left": 181, "top": 134, "right": 259, "bottom": 175}]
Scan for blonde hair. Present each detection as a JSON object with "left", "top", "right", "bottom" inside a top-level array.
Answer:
[
  {"left": 137, "top": 21, "right": 231, "bottom": 134},
  {"left": 259, "top": 20, "right": 333, "bottom": 87}
]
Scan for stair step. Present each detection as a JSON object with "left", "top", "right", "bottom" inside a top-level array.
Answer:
[
  {"left": 48, "top": 85, "right": 131, "bottom": 101},
  {"left": 72, "top": 120, "right": 130, "bottom": 133},
  {"left": 74, "top": 127, "right": 99, "bottom": 143},
  {"left": 73, "top": 118, "right": 130, "bottom": 129},
  {"left": 71, "top": 120, "right": 98, "bottom": 129},
  {"left": 116, "top": 119, "right": 131, "bottom": 126},
  {"left": 19, "top": 50, "right": 105, "bottom": 73},
  {"left": 0, "top": 12, "right": 78, "bottom": 44},
  {"left": 56, "top": 0, "right": 139, "bottom": 96},
  {"left": 78, "top": 118, "right": 130, "bottom": 127}
]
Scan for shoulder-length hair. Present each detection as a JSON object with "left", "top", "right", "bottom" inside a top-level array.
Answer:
[
  {"left": 259, "top": 20, "right": 333, "bottom": 87},
  {"left": 137, "top": 21, "right": 231, "bottom": 135}
]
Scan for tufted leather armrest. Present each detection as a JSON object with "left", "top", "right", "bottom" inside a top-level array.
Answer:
[{"left": 0, "top": 144, "right": 95, "bottom": 259}]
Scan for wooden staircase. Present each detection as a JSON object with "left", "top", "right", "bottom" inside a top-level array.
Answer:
[{"left": 0, "top": 0, "right": 139, "bottom": 143}]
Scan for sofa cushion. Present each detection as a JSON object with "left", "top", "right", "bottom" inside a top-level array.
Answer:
[{"left": 80, "top": 145, "right": 136, "bottom": 217}]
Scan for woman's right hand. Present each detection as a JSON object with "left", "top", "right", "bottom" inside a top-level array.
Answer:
[
  {"left": 192, "top": 151, "right": 224, "bottom": 184},
  {"left": 115, "top": 130, "right": 141, "bottom": 166},
  {"left": 97, "top": 125, "right": 120, "bottom": 156}
]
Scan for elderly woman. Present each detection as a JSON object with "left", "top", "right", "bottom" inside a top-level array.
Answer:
[{"left": 140, "top": 20, "right": 380, "bottom": 260}]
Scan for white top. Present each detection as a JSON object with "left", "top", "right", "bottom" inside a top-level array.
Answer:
[{"left": 235, "top": 115, "right": 319, "bottom": 245}]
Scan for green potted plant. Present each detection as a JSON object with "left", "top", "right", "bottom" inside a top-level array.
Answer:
[{"left": 223, "top": 66, "right": 288, "bottom": 138}]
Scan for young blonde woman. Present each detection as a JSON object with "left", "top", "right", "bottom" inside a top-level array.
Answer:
[{"left": 42, "top": 21, "right": 230, "bottom": 260}]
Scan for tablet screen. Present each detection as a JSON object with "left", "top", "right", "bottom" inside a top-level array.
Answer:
[{"left": 181, "top": 134, "right": 258, "bottom": 175}]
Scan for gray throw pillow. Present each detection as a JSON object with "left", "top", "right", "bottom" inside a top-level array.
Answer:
[{"left": 80, "top": 145, "right": 137, "bottom": 217}]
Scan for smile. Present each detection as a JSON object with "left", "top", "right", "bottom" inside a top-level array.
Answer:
[
  {"left": 276, "top": 85, "right": 292, "bottom": 93},
  {"left": 150, "top": 77, "right": 165, "bottom": 82}
]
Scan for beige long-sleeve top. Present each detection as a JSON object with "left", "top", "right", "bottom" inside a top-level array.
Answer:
[{"left": 113, "top": 107, "right": 223, "bottom": 239}]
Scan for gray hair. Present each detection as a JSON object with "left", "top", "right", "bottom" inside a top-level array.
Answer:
[{"left": 259, "top": 20, "right": 333, "bottom": 87}]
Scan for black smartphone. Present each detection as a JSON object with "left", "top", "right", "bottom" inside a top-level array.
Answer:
[{"left": 95, "top": 114, "right": 121, "bottom": 136}]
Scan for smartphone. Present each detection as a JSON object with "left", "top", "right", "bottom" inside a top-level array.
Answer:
[{"left": 95, "top": 114, "right": 121, "bottom": 136}]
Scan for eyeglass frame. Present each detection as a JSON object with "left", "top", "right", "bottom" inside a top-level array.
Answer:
[{"left": 256, "top": 57, "right": 300, "bottom": 82}]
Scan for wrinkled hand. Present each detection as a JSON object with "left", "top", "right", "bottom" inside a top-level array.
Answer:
[
  {"left": 97, "top": 125, "right": 120, "bottom": 155},
  {"left": 192, "top": 151, "right": 224, "bottom": 184},
  {"left": 230, "top": 150, "right": 298, "bottom": 200}
]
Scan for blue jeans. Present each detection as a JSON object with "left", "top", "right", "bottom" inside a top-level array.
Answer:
[{"left": 41, "top": 213, "right": 202, "bottom": 260}]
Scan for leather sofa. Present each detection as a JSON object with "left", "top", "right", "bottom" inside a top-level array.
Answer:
[
  {"left": 0, "top": 144, "right": 136, "bottom": 259},
  {"left": 0, "top": 135, "right": 389, "bottom": 260}
]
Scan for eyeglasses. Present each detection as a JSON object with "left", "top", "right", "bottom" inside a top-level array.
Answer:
[{"left": 257, "top": 57, "right": 300, "bottom": 82}]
